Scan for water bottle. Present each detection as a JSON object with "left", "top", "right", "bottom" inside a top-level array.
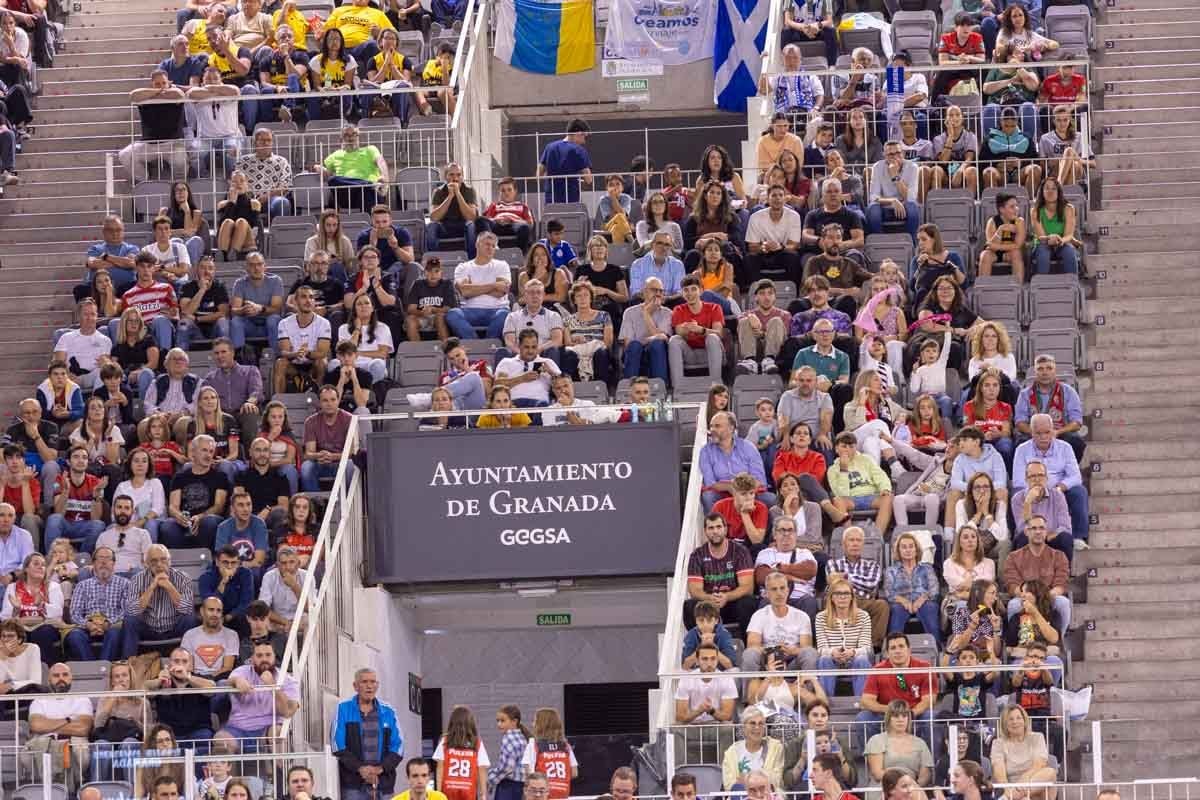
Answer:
[
  {"left": 655, "top": 398, "right": 666, "bottom": 423},
  {"left": 885, "top": 65, "right": 905, "bottom": 143},
  {"left": 630, "top": 403, "right": 639, "bottom": 424}
]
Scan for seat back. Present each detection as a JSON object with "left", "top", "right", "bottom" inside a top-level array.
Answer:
[
  {"left": 614, "top": 377, "right": 667, "bottom": 402},
  {"left": 539, "top": 203, "right": 590, "bottom": 250},
  {"left": 830, "top": 524, "right": 884, "bottom": 562},
  {"left": 840, "top": 26, "right": 885, "bottom": 60},
  {"left": 573, "top": 380, "right": 610, "bottom": 404},
  {"left": 291, "top": 172, "right": 325, "bottom": 216},
  {"left": 394, "top": 166, "right": 441, "bottom": 212},
  {"left": 865, "top": 233, "right": 915, "bottom": 272},
  {"left": 1045, "top": 5, "right": 1091, "bottom": 51},
  {"left": 64, "top": 660, "right": 111, "bottom": 694},
  {"left": 923, "top": 189, "right": 976, "bottom": 240},
  {"left": 1026, "top": 319, "right": 1081, "bottom": 377},
  {"left": 132, "top": 180, "right": 171, "bottom": 222},
  {"left": 1029, "top": 274, "right": 1083, "bottom": 323},
  {"left": 970, "top": 276, "right": 1023, "bottom": 325},
  {"left": 394, "top": 341, "right": 445, "bottom": 386},
  {"left": 81, "top": 782, "right": 135, "bottom": 800},
  {"left": 891, "top": 10, "right": 937, "bottom": 55},
  {"left": 274, "top": 392, "right": 319, "bottom": 426}
]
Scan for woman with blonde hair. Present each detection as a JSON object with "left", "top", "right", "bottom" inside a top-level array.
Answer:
[
  {"left": 112, "top": 306, "right": 160, "bottom": 398},
  {"left": 91, "top": 661, "right": 148, "bottom": 781},
  {"left": 216, "top": 169, "right": 261, "bottom": 257},
  {"left": 814, "top": 576, "right": 873, "bottom": 696},
  {"left": 187, "top": 385, "right": 242, "bottom": 481},
  {"left": 477, "top": 386, "right": 531, "bottom": 429},
  {"left": 955, "top": 471, "right": 1010, "bottom": 564},
  {"left": 883, "top": 532, "right": 941, "bottom": 646},
  {"left": 843, "top": 370, "right": 905, "bottom": 472},
  {"left": 522, "top": 708, "right": 578, "bottom": 799},
  {"left": 968, "top": 321, "right": 1017, "bottom": 381},
  {"left": 991, "top": 704, "right": 1058, "bottom": 800}
]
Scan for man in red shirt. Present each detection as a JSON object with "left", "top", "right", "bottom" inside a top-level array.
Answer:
[
  {"left": 853, "top": 632, "right": 935, "bottom": 752},
  {"left": 932, "top": 12, "right": 986, "bottom": 101},
  {"left": 668, "top": 276, "right": 724, "bottom": 388},
  {"left": 1, "top": 445, "right": 41, "bottom": 546},
  {"left": 109, "top": 253, "right": 179, "bottom": 352},
  {"left": 712, "top": 472, "right": 768, "bottom": 550},
  {"left": 481, "top": 177, "right": 534, "bottom": 252},
  {"left": 1039, "top": 58, "right": 1087, "bottom": 106},
  {"left": 45, "top": 445, "right": 106, "bottom": 555}
]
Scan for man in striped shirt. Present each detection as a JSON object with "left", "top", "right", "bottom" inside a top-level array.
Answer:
[
  {"left": 825, "top": 526, "right": 888, "bottom": 648},
  {"left": 108, "top": 254, "right": 179, "bottom": 351},
  {"left": 120, "top": 544, "right": 197, "bottom": 657}
]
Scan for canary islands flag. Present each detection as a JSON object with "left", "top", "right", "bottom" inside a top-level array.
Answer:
[{"left": 494, "top": 0, "right": 596, "bottom": 75}]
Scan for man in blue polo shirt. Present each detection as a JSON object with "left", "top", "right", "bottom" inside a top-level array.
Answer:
[
  {"left": 538, "top": 118, "right": 593, "bottom": 204},
  {"left": 699, "top": 412, "right": 775, "bottom": 513}
]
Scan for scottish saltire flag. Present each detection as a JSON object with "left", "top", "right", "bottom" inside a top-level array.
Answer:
[
  {"left": 713, "top": 0, "right": 770, "bottom": 112},
  {"left": 494, "top": 0, "right": 596, "bottom": 75}
]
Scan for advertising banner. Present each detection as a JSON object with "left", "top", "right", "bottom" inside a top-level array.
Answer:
[
  {"left": 365, "top": 423, "right": 681, "bottom": 584},
  {"left": 602, "top": 0, "right": 716, "bottom": 66}
]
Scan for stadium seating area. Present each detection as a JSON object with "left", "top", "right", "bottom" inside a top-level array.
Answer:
[{"left": 0, "top": 0, "right": 1196, "bottom": 793}]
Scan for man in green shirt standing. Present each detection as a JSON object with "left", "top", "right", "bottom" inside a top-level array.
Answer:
[{"left": 311, "top": 125, "right": 390, "bottom": 211}]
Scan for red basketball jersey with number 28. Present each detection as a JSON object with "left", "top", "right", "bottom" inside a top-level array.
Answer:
[
  {"left": 534, "top": 741, "right": 572, "bottom": 799},
  {"left": 439, "top": 744, "right": 480, "bottom": 800}
]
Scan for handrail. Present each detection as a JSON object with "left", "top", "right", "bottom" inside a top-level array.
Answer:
[{"left": 655, "top": 403, "right": 708, "bottom": 735}]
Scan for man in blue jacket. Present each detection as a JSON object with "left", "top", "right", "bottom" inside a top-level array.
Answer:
[{"left": 333, "top": 668, "right": 404, "bottom": 800}]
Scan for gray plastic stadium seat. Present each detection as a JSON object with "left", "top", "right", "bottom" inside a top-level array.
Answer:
[
  {"left": 460, "top": 339, "right": 504, "bottom": 361},
  {"left": 890, "top": 11, "right": 937, "bottom": 62},
  {"left": 358, "top": 117, "right": 404, "bottom": 165},
  {"left": 770, "top": 279, "right": 798, "bottom": 307},
  {"left": 678, "top": 765, "right": 722, "bottom": 798},
  {"left": 394, "top": 341, "right": 444, "bottom": 386},
  {"left": 394, "top": 30, "right": 426, "bottom": 66},
  {"left": 541, "top": 203, "right": 590, "bottom": 250},
  {"left": 274, "top": 392, "right": 319, "bottom": 426},
  {"left": 171, "top": 548, "right": 212, "bottom": 569},
  {"left": 64, "top": 660, "right": 110, "bottom": 694},
  {"left": 674, "top": 375, "right": 719, "bottom": 401},
  {"left": 608, "top": 243, "right": 635, "bottom": 268},
  {"left": 732, "top": 374, "right": 784, "bottom": 394},
  {"left": 1045, "top": 6, "right": 1092, "bottom": 53},
  {"left": 908, "top": 632, "right": 938, "bottom": 662},
  {"left": 840, "top": 26, "right": 885, "bottom": 60},
  {"left": 291, "top": 172, "right": 325, "bottom": 216},
  {"left": 395, "top": 166, "right": 441, "bottom": 212},
  {"left": 970, "top": 276, "right": 1023, "bottom": 329},
  {"left": 132, "top": 180, "right": 171, "bottom": 222},
  {"left": 733, "top": 381, "right": 783, "bottom": 436},
  {"left": 923, "top": 189, "right": 976, "bottom": 241},
  {"left": 267, "top": 222, "right": 311, "bottom": 263},
  {"left": 425, "top": 251, "right": 468, "bottom": 272},
  {"left": 1028, "top": 274, "right": 1084, "bottom": 324},
  {"left": 12, "top": 786, "right": 68, "bottom": 800},
  {"left": 496, "top": 247, "right": 525, "bottom": 267},
  {"left": 1027, "top": 319, "right": 1082, "bottom": 377},
  {"left": 1061, "top": 182, "right": 1088, "bottom": 229},
  {"left": 865, "top": 233, "right": 915, "bottom": 272},
  {"left": 573, "top": 380, "right": 610, "bottom": 404}
]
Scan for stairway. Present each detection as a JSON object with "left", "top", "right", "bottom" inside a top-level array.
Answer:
[
  {"left": 0, "top": 0, "right": 172, "bottom": 411},
  {"left": 1071, "top": 0, "right": 1200, "bottom": 782}
]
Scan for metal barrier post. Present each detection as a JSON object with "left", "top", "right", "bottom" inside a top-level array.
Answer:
[
  {"left": 41, "top": 752, "right": 51, "bottom": 800},
  {"left": 1092, "top": 719, "right": 1103, "bottom": 785},
  {"left": 948, "top": 723, "right": 960, "bottom": 776},
  {"left": 186, "top": 746, "right": 197, "bottom": 800}
]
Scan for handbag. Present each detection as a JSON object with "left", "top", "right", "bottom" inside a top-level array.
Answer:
[
  {"left": 91, "top": 716, "right": 143, "bottom": 744},
  {"left": 949, "top": 78, "right": 978, "bottom": 97}
]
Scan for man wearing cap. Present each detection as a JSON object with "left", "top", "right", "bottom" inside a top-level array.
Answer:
[{"left": 737, "top": 279, "right": 790, "bottom": 376}]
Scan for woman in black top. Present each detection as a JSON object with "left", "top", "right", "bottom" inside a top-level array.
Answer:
[
  {"left": 73, "top": 269, "right": 123, "bottom": 320},
  {"left": 907, "top": 276, "right": 977, "bottom": 372},
  {"left": 112, "top": 307, "right": 160, "bottom": 398},
  {"left": 216, "top": 170, "right": 261, "bottom": 258},
  {"left": 159, "top": 180, "right": 210, "bottom": 265},
  {"left": 574, "top": 236, "right": 628, "bottom": 323}
]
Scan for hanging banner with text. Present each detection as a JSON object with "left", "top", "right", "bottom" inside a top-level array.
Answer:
[
  {"left": 602, "top": 0, "right": 716, "bottom": 66},
  {"left": 364, "top": 424, "right": 681, "bottom": 584}
]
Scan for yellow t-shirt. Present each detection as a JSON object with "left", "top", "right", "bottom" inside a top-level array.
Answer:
[
  {"left": 325, "top": 3, "right": 394, "bottom": 48},
  {"left": 186, "top": 19, "right": 212, "bottom": 55},
  {"left": 370, "top": 51, "right": 411, "bottom": 78},
  {"left": 273, "top": 7, "right": 310, "bottom": 46},
  {"left": 421, "top": 58, "right": 449, "bottom": 86},
  {"left": 395, "top": 791, "right": 450, "bottom": 800}
]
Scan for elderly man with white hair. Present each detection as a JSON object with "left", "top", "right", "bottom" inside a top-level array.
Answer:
[
  {"left": 141, "top": 347, "right": 200, "bottom": 442},
  {"left": 722, "top": 720, "right": 784, "bottom": 791},
  {"left": 120, "top": 544, "right": 197, "bottom": 656},
  {"left": 1012, "top": 412, "right": 1089, "bottom": 549},
  {"left": 760, "top": 44, "right": 826, "bottom": 117}
]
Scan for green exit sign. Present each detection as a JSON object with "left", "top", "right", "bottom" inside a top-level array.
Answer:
[
  {"left": 616, "top": 78, "right": 649, "bottom": 93},
  {"left": 537, "top": 613, "right": 572, "bottom": 627}
]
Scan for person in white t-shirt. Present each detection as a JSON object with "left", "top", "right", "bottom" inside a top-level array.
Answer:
[
  {"left": 275, "top": 286, "right": 334, "bottom": 394},
  {"left": 673, "top": 642, "right": 738, "bottom": 763},
  {"left": 53, "top": 299, "right": 113, "bottom": 391},
  {"left": 741, "top": 570, "right": 818, "bottom": 673},
  {"left": 744, "top": 186, "right": 805, "bottom": 285},
  {"left": 336, "top": 293, "right": 394, "bottom": 383},
  {"left": 753, "top": 517, "right": 820, "bottom": 618},
  {"left": 501, "top": 278, "right": 565, "bottom": 358},
  {"left": 29, "top": 662, "right": 95, "bottom": 772},
  {"left": 494, "top": 329, "right": 561, "bottom": 408},
  {"left": 142, "top": 215, "right": 193, "bottom": 287},
  {"left": 446, "top": 232, "right": 511, "bottom": 340}
]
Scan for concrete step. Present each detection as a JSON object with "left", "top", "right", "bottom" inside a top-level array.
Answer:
[
  {"left": 1075, "top": 546, "right": 1200, "bottom": 569},
  {"left": 20, "top": 134, "right": 132, "bottom": 153},
  {"left": 1086, "top": 564, "right": 1199, "bottom": 587},
  {"left": 1086, "top": 681, "right": 1200, "bottom": 703},
  {"left": 1088, "top": 296, "right": 1200, "bottom": 317},
  {"left": 63, "top": 36, "right": 173, "bottom": 56},
  {"left": 1086, "top": 207, "right": 1199, "bottom": 227},
  {"left": 1096, "top": 752, "right": 1200, "bottom": 782},
  {"left": 0, "top": 225, "right": 108, "bottom": 245},
  {"left": 1080, "top": 358, "right": 1195, "bottom": 378},
  {"left": 1096, "top": 47, "right": 1200, "bottom": 66},
  {"left": 1097, "top": 151, "right": 1200, "bottom": 171},
  {"left": 0, "top": 194, "right": 115, "bottom": 215},
  {"left": 1100, "top": 91, "right": 1200, "bottom": 111},
  {"left": 1095, "top": 62, "right": 1200, "bottom": 81},
  {"left": 1101, "top": 133, "right": 1200, "bottom": 155},
  {"left": 1101, "top": 180, "right": 1200, "bottom": 202},
  {"left": 1090, "top": 510, "right": 1199, "bottom": 535},
  {"left": 1089, "top": 699, "right": 1200, "bottom": 719},
  {"left": 1088, "top": 473, "right": 1200, "bottom": 496},
  {"left": 1096, "top": 34, "right": 1200, "bottom": 53},
  {"left": 1093, "top": 325, "right": 1200, "bottom": 348},
  {"left": 1085, "top": 718, "right": 1199, "bottom": 744},
  {"left": 1104, "top": 6, "right": 1200, "bottom": 24},
  {"left": 44, "top": 77, "right": 159, "bottom": 98},
  {"left": 51, "top": 52, "right": 163, "bottom": 69},
  {"left": 72, "top": 10, "right": 176, "bottom": 26},
  {"left": 13, "top": 166, "right": 114, "bottom": 185},
  {"left": 78, "top": 0, "right": 179, "bottom": 10},
  {"left": 0, "top": 210, "right": 117, "bottom": 231},
  {"left": 1088, "top": 407, "right": 1200, "bottom": 429},
  {"left": 1087, "top": 581, "right": 1200, "bottom": 605},
  {"left": 0, "top": 278, "right": 86, "bottom": 299},
  {"left": 1077, "top": 599, "right": 1200, "bottom": 623},
  {"left": 1101, "top": 194, "right": 1200, "bottom": 209},
  {"left": 1092, "top": 492, "right": 1200, "bottom": 515},
  {"left": 64, "top": 22, "right": 175, "bottom": 42},
  {"left": 41, "top": 63, "right": 162, "bottom": 82},
  {"left": 1073, "top": 658, "right": 1200, "bottom": 684},
  {"left": 1083, "top": 374, "right": 1200, "bottom": 394},
  {"left": 1084, "top": 251, "right": 1199, "bottom": 270}
]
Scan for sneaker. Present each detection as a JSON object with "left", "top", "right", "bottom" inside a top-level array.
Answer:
[
  {"left": 0, "top": 172, "right": 17, "bottom": 186},
  {"left": 890, "top": 460, "right": 907, "bottom": 480},
  {"left": 1074, "top": 539, "right": 1090, "bottom": 551},
  {"left": 761, "top": 356, "right": 778, "bottom": 374},
  {"left": 737, "top": 358, "right": 759, "bottom": 375},
  {"left": 278, "top": 106, "right": 293, "bottom": 124}
]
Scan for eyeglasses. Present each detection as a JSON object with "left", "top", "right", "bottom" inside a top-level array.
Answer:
[{"left": 831, "top": 591, "right": 852, "bottom": 597}]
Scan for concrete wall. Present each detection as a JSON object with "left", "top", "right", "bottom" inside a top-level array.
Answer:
[
  {"left": 489, "top": 47, "right": 718, "bottom": 113},
  {"left": 351, "top": 587, "right": 425, "bottom": 765}
]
